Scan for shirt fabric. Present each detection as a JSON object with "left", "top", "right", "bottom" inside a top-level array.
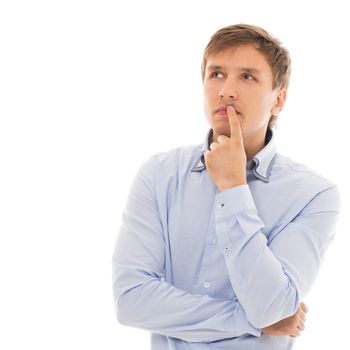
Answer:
[{"left": 112, "top": 128, "right": 340, "bottom": 350}]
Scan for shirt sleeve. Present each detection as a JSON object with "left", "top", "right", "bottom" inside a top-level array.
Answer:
[
  {"left": 112, "top": 155, "right": 260, "bottom": 343},
  {"left": 214, "top": 184, "right": 341, "bottom": 329}
]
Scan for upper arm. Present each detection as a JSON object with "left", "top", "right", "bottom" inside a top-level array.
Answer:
[
  {"left": 268, "top": 185, "right": 341, "bottom": 298},
  {"left": 113, "top": 155, "right": 165, "bottom": 296}
]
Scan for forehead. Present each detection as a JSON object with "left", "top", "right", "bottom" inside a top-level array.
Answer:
[{"left": 206, "top": 44, "right": 273, "bottom": 75}]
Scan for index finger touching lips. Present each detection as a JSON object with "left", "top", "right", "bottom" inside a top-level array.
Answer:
[{"left": 226, "top": 105, "right": 241, "bottom": 138}]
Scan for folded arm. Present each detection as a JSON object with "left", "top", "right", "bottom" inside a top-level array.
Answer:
[
  {"left": 112, "top": 156, "right": 260, "bottom": 343},
  {"left": 214, "top": 184, "right": 340, "bottom": 328}
]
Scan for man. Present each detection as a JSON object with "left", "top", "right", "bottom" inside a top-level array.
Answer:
[{"left": 112, "top": 24, "right": 340, "bottom": 349}]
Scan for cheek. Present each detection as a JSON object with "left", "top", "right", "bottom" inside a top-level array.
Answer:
[
  {"left": 261, "top": 90, "right": 277, "bottom": 106},
  {"left": 250, "top": 92, "right": 274, "bottom": 112},
  {"left": 203, "top": 88, "right": 211, "bottom": 118},
  {"left": 203, "top": 86, "right": 216, "bottom": 110},
  {"left": 204, "top": 82, "right": 219, "bottom": 98}
]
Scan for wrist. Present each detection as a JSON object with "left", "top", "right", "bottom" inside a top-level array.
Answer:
[{"left": 218, "top": 180, "right": 247, "bottom": 192}]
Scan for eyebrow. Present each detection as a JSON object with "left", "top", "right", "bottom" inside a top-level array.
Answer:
[{"left": 206, "top": 65, "right": 262, "bottom": 75}]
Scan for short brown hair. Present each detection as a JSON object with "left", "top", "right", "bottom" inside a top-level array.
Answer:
[{"left": 201, "top": 24, "right": 291, "bottom": 128}]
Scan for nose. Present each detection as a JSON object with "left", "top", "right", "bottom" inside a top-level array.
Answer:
[{"left": 219, "top": 78, "right": 237, "bottom": 100}]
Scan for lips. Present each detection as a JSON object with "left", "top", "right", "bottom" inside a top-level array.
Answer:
[{"left": 215, "top": 106, "right": 241, "bottom": 115}]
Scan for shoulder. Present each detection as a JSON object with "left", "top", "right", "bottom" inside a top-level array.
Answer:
[
  {"left": 150, "top": 143, "right": 202, "bottom": 173},
  {"left": 137, "top": 143, "right": 202, "bottom": 181},
  {"left": 156, "top": 143, "right": 202, "bottom": 162},
  {"left": 273, "top": 153, "right": 340, "bottom": 206},
  {"left": 264, "top": 154, "right": 341, "bottom": 233}
]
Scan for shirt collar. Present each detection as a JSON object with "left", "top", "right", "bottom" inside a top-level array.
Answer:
[{"left": 191, "top": 128, "right": 277, "bottom": 183}]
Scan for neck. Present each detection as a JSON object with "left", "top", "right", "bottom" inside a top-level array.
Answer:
[
  {"left": 212, "top": 127, "right": 268, "bottom": 161},
  {"left": 243, "top": 134, "right": 266, "bottom": 161}
]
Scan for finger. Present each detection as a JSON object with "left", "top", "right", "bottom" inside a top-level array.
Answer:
[
  {"left": 300, "top": 302, "right": 309, "bottom": 313},
  {"left": 297, "top": 322, "right": 305, "bottom": 331},
  {"left": 227, "top": 105, "right": 242, "bottom": 139},
  {"left": 290, "top": 329, "right": 301, "bottom": 337},
  {"left": 209, "top": 141, "right": 219, "bottom": 151},
  {"left": 217, "top": 134, "right": 230, "bottom": 144},
  {"left": 298, "top": 311, "right": 306, "bottom": 322},
  {"left": 295, "top": 329, "right": 301, "bottom": 337}
]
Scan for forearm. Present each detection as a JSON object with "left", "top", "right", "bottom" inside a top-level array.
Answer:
[
  {"left": 219, "top": 226, "right": 298, "bottom": 328},
  {"left": 214, "top": 185, "right": 339, "bottom": 328},
  {"left": 113, "top": 155, "right": 261, "bottom": 342},
  {"left": 215, "top": 185, "right": 298, "bottom": 327},
  {"left": 113, "top": 261, "right": 260, "bottom": 343}
]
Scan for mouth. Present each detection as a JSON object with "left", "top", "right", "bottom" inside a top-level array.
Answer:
[{"left": 215, "top": 106, "right": 241, "bottom": 116}]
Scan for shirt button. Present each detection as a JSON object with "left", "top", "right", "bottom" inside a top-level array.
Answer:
[
  {"left": 216, "top": 203, "right": 224, "bottom": 210},
  {"left": 224, "top": 245, "right": 230, "bottom": 251},
  {"left": 212, "top": 237, "right": 217, "bottom": 245},
  {"left": 203, "top": 281, "right": 210, "bottom": 288}
]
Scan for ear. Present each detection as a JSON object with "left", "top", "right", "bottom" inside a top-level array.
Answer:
[{"left": 271, "top": 88, "right": 287, "bottom": 116}]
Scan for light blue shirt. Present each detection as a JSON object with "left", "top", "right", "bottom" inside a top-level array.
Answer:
[{"left": 112, "top": 129, "right": 340, "bottom": 350}]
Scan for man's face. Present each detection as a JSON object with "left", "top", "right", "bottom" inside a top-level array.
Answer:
[{"left": 203, "top": 44, "right": 286, "bottom": 142}]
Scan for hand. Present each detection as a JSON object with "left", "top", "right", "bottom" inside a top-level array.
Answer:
[
  {"left": 203, "top": 106, "right": 247, "bottom": 192},
  {"left": 261, "top": 302, "right": 309, "bottom": 337}
]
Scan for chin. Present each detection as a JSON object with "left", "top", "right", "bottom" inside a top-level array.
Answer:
[{"left": 212, "top": 126, "right": 231, "bottom": 138}]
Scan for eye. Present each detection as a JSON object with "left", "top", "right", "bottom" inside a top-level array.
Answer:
[
  {"left": 210, "top": 71, "right": 224, "bottom": 79},
  {"left": 242, "top": 73, "right": 254, "bottom": 81}
]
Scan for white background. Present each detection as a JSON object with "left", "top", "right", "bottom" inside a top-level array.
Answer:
[{"left": 0, "top": 0, "right": 349, "bottom": 349}]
